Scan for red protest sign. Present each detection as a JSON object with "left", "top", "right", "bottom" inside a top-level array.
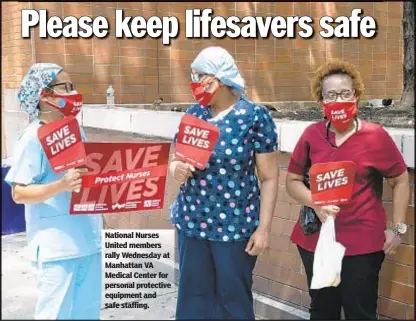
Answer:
[
  {"left": 309, "top": 161, "right": 356, "bottom": 206},
  {"left": 175, "top": 114, "right": 219, "bottom": 170},
  {"left": 37, "top": 116, "right": 86, "bottom": 173},
  {"left": 69, "top": 142, "right": 170, "bottom": 215}
]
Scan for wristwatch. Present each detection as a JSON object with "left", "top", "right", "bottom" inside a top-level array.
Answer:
[{"left": 391, "top": 222, "right": 407, "bottom": 236}]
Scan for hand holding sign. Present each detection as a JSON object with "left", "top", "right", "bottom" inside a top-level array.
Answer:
[
  {"left": 309, "top": 161, "right": 356, "bottom": 206},
  {"left": 60, "top": 167, "right": 87, "bottom": 193},
  {"left": 313, "top": 205, "right": 340, "bottom": 223},
  {"left": 175, "top": 114, "right": 220, "bottom": 170},
  {"left": 38, "top": 116, "right": 86, "bottom": 174},
  {"left": 171, "top": 161, "right": 195, "bottom": 184}
]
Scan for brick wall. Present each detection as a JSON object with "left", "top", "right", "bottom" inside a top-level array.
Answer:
[
  {"left": 1, "top": 2, "right": 405, "bottom": 158},
  {"left": 1, "top": 1, "right": 33, "bottom": 158},
  {"left": 1, "top": 1, "right": 412, "bottom": 317},
  {"left": 86, "top": 128, "right": 415, "bottom": 320},
  {"left": 1, "top": 1, "right": 404, "bottom": 105}
]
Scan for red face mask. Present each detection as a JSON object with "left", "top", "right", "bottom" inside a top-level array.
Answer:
[
  {"left": 190, "top": 81, "right": 218, "bottom": 107},
  {"left": 322, "top": 99, "right": 358, "bottom": 132},
  {"left": 41, "top": 92, "right": 83, "bottom": 117}
]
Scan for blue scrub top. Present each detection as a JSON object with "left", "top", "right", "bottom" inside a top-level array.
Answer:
[
  {"left": 170, "top": 99, "right": 278, "bottom": 242},
  {"left": 5, "top": 119, "right": 103, "bottom": 263}
]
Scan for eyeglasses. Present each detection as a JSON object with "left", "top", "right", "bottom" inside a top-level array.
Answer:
[
  {"left": 322, "top": 89, "right": 355, "bottom": 102},
  {"left": 47, "top": 82, "right": 75, "bottom": 94},
  {"left": 191, "top": 72, "right": 209, "bottom": 83}
]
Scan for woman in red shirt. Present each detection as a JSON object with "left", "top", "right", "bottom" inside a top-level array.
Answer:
[{"left": 286, "top": 60, "right": 410, "bottom": 320}]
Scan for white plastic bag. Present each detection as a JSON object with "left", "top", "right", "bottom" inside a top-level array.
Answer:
[{"left": 310, "top": 216, "right": 346, "bottom": 290}]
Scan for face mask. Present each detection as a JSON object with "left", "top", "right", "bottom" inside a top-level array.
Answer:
[
  {"left": 189, "top": 80, "right": 219, "bottom": 107},
  {"left": 322, "top": 99, "right": 358, "bottom": 132},
  {"left": 40, "top": 91, "right": 83, "bottom": 117}
]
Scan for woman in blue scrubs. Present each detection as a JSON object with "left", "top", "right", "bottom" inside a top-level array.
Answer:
[
  {"left": 5, "top": 63, "right": 103, "bottom": 319},
  {"left": 169, "top": 47, "right": 280, "bottom": 319}
]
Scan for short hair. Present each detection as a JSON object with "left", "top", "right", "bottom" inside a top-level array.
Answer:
[{"left": 310, "top": 60, "right": 365, "bottom": 102}]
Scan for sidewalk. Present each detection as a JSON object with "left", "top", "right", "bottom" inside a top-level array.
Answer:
[
  {"left": 1, "top": 233, "right": 177, "bottom": 320},
  {"left": 2, "top": 232, "right": 304, "bottom": 320}
]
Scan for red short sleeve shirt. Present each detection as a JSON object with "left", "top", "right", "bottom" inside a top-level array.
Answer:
[{"left": 288, "top": 120, "right": 408, "bottom": 256}]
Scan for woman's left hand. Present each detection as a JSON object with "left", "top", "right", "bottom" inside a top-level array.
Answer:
[
  {"left": 383, "top": 229, "right": 401, "bottom": 255},
  {"left": 245, "top": 229, "right": 269, "bottom": 256}
]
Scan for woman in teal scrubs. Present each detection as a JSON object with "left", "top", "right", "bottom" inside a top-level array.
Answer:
[{"left": 5, "top": 63, "right": 103, "bottom": 319}]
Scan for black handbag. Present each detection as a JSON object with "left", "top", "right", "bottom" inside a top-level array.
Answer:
[{"left": 299, "top": 162, "right": 321, "bottom": 235}]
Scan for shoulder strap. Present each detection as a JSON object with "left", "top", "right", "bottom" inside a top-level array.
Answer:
[{"left": 303, "top": 143, "right": 312, "bottom": 188}]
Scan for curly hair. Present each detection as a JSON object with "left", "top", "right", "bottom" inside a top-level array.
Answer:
[{"left": 310, "top": 60, "right": 365, "bottom": 102}]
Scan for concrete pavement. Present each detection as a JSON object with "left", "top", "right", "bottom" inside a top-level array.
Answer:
[
  {"left": 1, "top": 233, "right": 177, "bottom": 320},
  {"left": 2, "top": 232, "right": 305, "bottom": 320}
]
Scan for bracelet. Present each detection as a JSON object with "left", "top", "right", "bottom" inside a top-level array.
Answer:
[
  {"left": 391, "top": 227, "right": 402, "bottom": 237},
  {"left": 389, "top": 221, "right": 407, "bottom": 236}
]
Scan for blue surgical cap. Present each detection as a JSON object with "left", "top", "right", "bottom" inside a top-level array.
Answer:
[
  {"left": 18, "top": 63, "right": 63, "bottom": 119},
  {"left": 190, "top": 46, "right": 246, "bottom": 96}
]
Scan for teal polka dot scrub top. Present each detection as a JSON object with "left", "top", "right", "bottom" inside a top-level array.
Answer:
[{"left": 170, "top": 98, "right": 278, "bottom": 242}]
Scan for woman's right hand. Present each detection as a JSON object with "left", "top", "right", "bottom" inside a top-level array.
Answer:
[
  {"left": 313, "top": 205, "right": 340, "bottom": 223},
  {"left": 172, "top": 161, "right": 194, "bottom": 184},
  {"left": 59, "top": 168, "right": 87, "bottom": 192}
]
